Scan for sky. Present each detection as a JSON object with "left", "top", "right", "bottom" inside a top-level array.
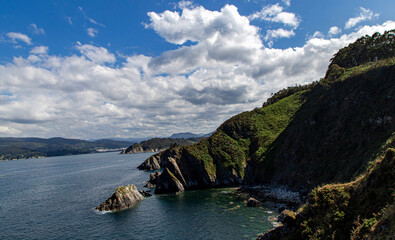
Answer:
[{"left": 0, "top": 0, "right": 394, "bottom": 139}]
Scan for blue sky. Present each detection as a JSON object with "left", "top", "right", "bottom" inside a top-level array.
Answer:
[{"left": 0, "top": 0, "right": 394, "bottom": 139}]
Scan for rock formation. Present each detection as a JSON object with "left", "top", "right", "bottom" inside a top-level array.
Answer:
[
  {"left": 155, "top": 168, "right": 185, "bottom": 194},
  {"left": 96, "top": 184, "right": 145, "bottom": 211},
  {"left": 144, "top": 171, "right": 161, "bottom": 188},
  {"left": 137, "top": 146, "right": 181, "bottom": 170}
]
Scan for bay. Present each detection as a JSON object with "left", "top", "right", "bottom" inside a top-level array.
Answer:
[{"left": 0, "top": 152, "right": 276, "bottom": 240}]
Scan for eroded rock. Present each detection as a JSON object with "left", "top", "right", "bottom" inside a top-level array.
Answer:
[{"left": 96, "top": 184, "right": 144, "bottom": 212}]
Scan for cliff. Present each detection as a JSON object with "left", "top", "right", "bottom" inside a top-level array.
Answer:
[{"left": 148, "top": 31, "right": 395, "bottom": 195}]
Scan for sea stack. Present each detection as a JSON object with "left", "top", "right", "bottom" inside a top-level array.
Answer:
[{"left": 96, "top": 184, "right": 144, "bottom": 212}]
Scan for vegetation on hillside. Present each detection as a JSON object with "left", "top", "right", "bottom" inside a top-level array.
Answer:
[
  {"left": 329, "top": 29, "right": 395, "bottom": 69},
  {"left": 260, "top": 136, "right": 394, "bottom": 239}
]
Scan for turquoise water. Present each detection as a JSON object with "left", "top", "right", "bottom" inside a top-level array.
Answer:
[{"left": 0, "top": 152, "right": 276, "bottom": 239}]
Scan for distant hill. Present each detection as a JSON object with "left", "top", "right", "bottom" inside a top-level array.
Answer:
[
  {"left": 169, "top": 132, "right": 202, "bottom": 139},
  {"left": 121, "top": 136, "right": 206, "bottom": 154},
  {"left": 0, "top": 137, "right": 134, "bottom": 160}
]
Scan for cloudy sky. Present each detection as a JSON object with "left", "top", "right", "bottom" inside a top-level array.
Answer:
[{"left": 0, "top": 0, "right": 394, "bottom": 139}]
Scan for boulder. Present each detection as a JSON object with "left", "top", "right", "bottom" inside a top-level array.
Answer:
[
  {"left": 246, "top": 197, "right": 262, "bottom": 207},
  {"left": 96, "top": 184, "right": 144, "bottom": 212}
]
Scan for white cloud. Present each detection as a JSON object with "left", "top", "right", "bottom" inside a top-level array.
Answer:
[
  {"left": 65, "top": 16, "right": 73, "bottom": 25},
  {"left": 79, "top": 6, "right": 106, "bottom": 27},
  {"left": 345, "top": 7, "right": 379, "bottom": 29},
  {"left": 87, "top": 27, "right": 98, "bottom": 37},
  {"left": 265, "top": 28, "right": 295, "bottom": 41},
  {"left": 0, "top": 3, "right": 394, "bottom": 139},
  {"left": 312, "top": 31, "right": 324, "bottom": 39},
  {"left": 76, "top": 44, "right": 116, "bottom": 64},
  {"left": 328, "top": 26, "right": 342, "bottom": 36},
  {"left": 30, "top": 46, "right": 49, "bottom": 55},
  {"left": 29, "top": 23, "right": 45, "bottom": 35},
  {"left": 282, "top": 0, "right": 291, "bottom": 7},
  {"left": 249, "top": 4, "right": 300, "bottom": 28},
  {"left": 177, "top": 0, "right": 194, "bottom": 9},
  {"left": 6, "top": 32, "right": 32, "bottom": 45}
]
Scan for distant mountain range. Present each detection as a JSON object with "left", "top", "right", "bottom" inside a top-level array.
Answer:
[
  {"left": 0, "top": 137, "right": 134, "bottom": 161},
  {"left": 169, "top": 132, "right": 213, "bottom": 139}
]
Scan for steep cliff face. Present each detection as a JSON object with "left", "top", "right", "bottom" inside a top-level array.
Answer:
[{"left": 259, "top": 138, "right": 395, "bottom": 240}]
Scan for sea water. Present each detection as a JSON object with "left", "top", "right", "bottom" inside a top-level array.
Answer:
[{"left": 0, "top": 152, "right": 276, "bottom": 240}]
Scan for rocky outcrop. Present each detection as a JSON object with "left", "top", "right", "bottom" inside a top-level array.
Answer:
[
  {"left": 137, "top": 147, "right": 181, "bottom": 170},
  {"left": 121, "top": 146, "right": 160, "bottom": 154},
  {"left": 96, "top": 185, "right": 145, "bottom": 211},
  {"left": 246, "top": 197, "right": 262, "bottom": 207},
  {"left": 155, "top": 168, "right": 185, "bottom": 194}
]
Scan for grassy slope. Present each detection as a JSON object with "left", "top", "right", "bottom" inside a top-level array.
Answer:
[{"left": 183, "top": 90, "right": 308, "bottom": 182}]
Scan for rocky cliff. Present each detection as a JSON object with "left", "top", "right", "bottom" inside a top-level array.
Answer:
[
  {"left": 149, "top": 51, "right": 394, "bottom": 196},
  {"left": 138, "top": 31, "right": 395, "bottom": 239}
]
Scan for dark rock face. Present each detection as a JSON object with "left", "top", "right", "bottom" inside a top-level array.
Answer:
[
  {"left": 155, "top": 168, "right": 185, "bottom": 194},
  {"left": 96, "top": 184, "right": 144, "bottom": 212},
  {"left": 246, "top": 197, "right": 262, "bottom": 207},
  {"left": 139, "top": 190, "right": 152, "bottom": 197},
  {"left": 144, "top": 171, "right": 161, "bottom": 188}
]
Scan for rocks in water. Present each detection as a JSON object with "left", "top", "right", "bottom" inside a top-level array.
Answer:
[
  {"left": 155, "top": 168, "right": 185, "bottom": 194},
  {"left": 96, "top": 184, "right": 144, "bottom": 212},
  {"left": 246, "top": 197, "right": 262, "bottom": 207},
  {"left": 139, "top": 190, "right": 153, "bottom": 197}
]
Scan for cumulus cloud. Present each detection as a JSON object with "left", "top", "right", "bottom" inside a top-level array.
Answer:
[
  {"left": 249, "top": 4, "right": 300, "bottom": 28},
  {"left": 345, "top": 7, "right": 379, "bottom": 29},
  {"left": 76, "top": 44, "right": 116, "bottom": 63},
  {"left": 265, "top": 28, "right": 295, "bottom": 41},
  {"left": 0, "top": 3, "right": 394, "bottom": 139},
  {"left": 29, "top": 23, "right": 45, "bottom": 35},
  {"left": 177, "top": 0, "right": 194, "bottom": 9},
  {"left": 6, "top": 32, "right": 32, "bottom": 45},
  {"left": 30, "top": 46, "right": 49, "bottom": 55},
  {"left": 328, "top": 26, "right": 342, "bottom": 36}
]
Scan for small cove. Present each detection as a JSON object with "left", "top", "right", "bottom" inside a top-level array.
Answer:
[{"left": 0, "top": 151, "right": 276, "bottom": 240}]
